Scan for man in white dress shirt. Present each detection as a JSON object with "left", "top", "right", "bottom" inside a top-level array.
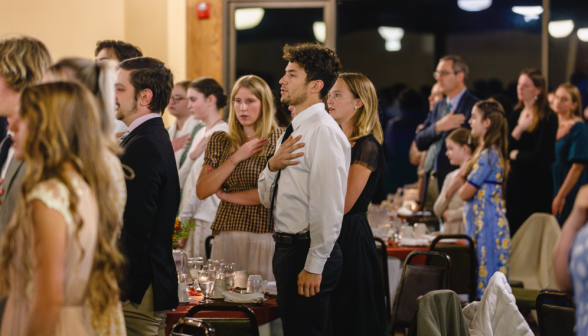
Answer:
[{"left": 258, "top": 43, "right": 350, "bottom": 336}]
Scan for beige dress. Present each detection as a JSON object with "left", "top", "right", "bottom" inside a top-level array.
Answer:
[{"left": 0, "top": 175, "right": 124, "bottom": 336}]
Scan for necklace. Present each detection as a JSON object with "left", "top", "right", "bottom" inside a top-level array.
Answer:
[{"left": 207, "top": 118, "right": 223, "bottom": 128}]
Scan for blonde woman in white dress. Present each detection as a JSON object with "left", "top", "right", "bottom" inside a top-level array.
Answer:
[{"left": 0, "top": 82, "right": 125, "bottom": 336}]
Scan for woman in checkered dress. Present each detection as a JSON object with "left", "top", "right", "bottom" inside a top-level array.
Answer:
[{"left": 196, "top": 75, "right": 285, "bottom": 280}]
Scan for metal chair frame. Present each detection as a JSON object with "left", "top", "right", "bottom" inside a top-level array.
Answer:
[
  {"left": 374, "top": 237, "right": 392, "bottom": 319},
  {"left": 170, "top": 317, "right": 216, "bottom": 336},
  {"left": 535, "top": 291, "right": 575, "bottom": 336},
  {"left": 428, "top": 234, "right": 477, "bottom": 302},
  {"left": 186, "top": 304, "right": 260, "bottom": 336}
]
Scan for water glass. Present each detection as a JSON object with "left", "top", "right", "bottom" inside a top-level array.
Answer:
[
  {"left": 198, "top": 270, "right": 215, "bottom": 304},
  {"left": 195, "top": 256, "right": 204, "bottom": 270},
  {"left": 247, "top": 275, "right": 263, "bottom": 293}
]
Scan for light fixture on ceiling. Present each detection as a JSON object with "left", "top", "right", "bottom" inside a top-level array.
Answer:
[
  {"left": 548, "top": 20, "right": 574, "bottom": 38},
  {"left": 512, "top": 6, "right": 543, "bottom": 22},
  {"left": 578, "top": 28, "right": 588, "bottom": 42},
  {"left": 313, "top": 22, "right": 326, "bottom": 43},
  {"left": 378, "top": 27, "right": 404, "bottom": 52},
  {"left": 457, "top": 0, "right": 492, "bottom": 12},
  {"left": 235, "top": 8, "right": 265, "bottom": 30}
]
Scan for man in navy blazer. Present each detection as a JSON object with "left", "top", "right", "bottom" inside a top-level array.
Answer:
[
  {"left": 116, "top": 57, "right": 180, "bottom": 336},
  {"left": 415, "top": 55, "right": 479, "bottom": 209}
]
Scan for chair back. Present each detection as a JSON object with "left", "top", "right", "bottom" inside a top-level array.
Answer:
[
  {"left": 374, "top": 237, "right": 392, "bottom": 318},
  {"left": 510, "top": 213, "right": 560, "bottom": 290},
  {"left": 429, "top": 235, "right": 477, "bottom": 302},
  {"left": 536, "top": 291, "right": 575, "bottom": 336},
  {"left": 407, "top": 211, "right": 440, "bottom": 233},
  {"left": 170, "top": 317, "right": 215, "bottom": 336},
  {"left": 391, "top": 250, "right": 451, "bottom": 332},
  {"left": 186, "top": 304, "right": 259, "bottom": 336},
  {"left": 205, "top": 235, "right": 214, "bottom": 260}
]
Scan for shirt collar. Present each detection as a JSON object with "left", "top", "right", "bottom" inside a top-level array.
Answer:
[
  {"left": 128, "top": 113, "right": 161, "bottom": 133},
  {"left": 446, "top": 87, "right": 467, "bottom": 109},
  {"left": 291, "top": 103, "right": 325, "bottom": 130}
]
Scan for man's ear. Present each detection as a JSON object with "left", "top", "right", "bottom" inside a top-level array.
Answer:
[
  {"left": 138, "top": 88, "right": 154, "bottom": 107},
  {"left": 309, "top": 80, "right": 324, "bottom": 95}
]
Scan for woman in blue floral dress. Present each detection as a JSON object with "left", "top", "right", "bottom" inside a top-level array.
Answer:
[{"left": 453, "top": 100, "right": 511, "bottom": 298}]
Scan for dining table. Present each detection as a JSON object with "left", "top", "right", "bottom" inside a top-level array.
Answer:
[{"left": 166, "top": 294, "right": 281, "bottom": 336}]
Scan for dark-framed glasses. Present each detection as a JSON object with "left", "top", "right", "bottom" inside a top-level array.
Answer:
[
  {"left": 433, "top": 70, "right": 458, "bottom": 78},
  {"left": 170, "top": 96, "right": 186, "bottom": 103}
]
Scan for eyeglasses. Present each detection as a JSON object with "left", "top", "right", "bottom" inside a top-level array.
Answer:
[
  {"left": 433, "top": 70, "right": 458, "bottom": 78},
  {"left": 170, "top": 96, "right": 186, "bottom": 103}
]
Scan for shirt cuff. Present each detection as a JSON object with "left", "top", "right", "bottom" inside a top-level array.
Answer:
[
  {"left": 260, "top": 165, "right": 278, "bottom": 185},
  {"left": 304, "top": 254, "right": 326, "bottom": 274}
]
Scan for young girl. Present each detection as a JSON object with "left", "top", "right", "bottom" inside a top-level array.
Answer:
[
  {"left": 434, "top": 128, "right": 477, "bottom": 234},
  {"left": 458, "top": 99, "right": 511, "bottom": 299}
]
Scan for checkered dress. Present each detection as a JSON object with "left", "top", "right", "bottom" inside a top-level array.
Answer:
[{"left": 204, "top": 127, "right": 285, "bottom": 234}]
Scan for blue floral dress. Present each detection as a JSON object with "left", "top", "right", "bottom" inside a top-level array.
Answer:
[
  {"left": 464, "top": 146, "right": 511, "bottom": 299},
  {"left": 570, "top": 223, "right": 588, "bottom": 334}
]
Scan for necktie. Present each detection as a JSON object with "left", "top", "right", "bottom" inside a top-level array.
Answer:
[
  {"left": 0, "top": 135, "right": 13, "bottom": 170},
  {"left": 268, "top": 123, "right": 293, "bottom": 229},
  {"left": 424, "top": 103, "right": 452, "bottom": 173}
]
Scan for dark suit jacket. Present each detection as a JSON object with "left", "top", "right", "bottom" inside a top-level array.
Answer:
[
  {"left": 118, "top": 116, "right": 180, "bottom": 311},
  {"left": 415, "top": 89, "right": 479, "bottom": 193}
]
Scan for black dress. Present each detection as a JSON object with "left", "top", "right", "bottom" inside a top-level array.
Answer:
[
  {"left": 506, "top": 108, "right": 558, "bottom": 236},
  {"left": 331, "top": 135, "right": 388, "bottom": 336}
]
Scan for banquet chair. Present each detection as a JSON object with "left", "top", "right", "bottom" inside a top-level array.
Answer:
[
  {"left": 374, "top": 237, "right": 392, "bottom": 319},
  {"left": 535, "top": 291, "right": 575, "bottom": 336},
  {"left": 390, "top": 250, "right": 451, "bottom": 336},
  {"left": 510, "top": 213, "right": 561, "bottom": 312},
  {"left": 170, "top": 317, "right": 216, "bottom": 336},
  {"left": 205, "top": 236, "right": 214, "bottom": 260},
  {"left": 428, "top": 235, "right": 477, "bottom": 302},
  {"left": 186, "top": 304, "right": 259, "bottom": 336}
]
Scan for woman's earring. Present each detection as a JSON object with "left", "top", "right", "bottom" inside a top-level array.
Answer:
[
  {"left": 354, "top": 106, "right": 358, "bottom": 110},
  {"left": 535, "top": 95, "right": 538, "bottom": 100}
]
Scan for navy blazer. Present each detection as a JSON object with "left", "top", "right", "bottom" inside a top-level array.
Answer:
[
  {"left": 415, "top": 89, "right": 479, "bottom": 190},
  {"left": 118, "top": 116, "right": 181, "bottom": 311}
]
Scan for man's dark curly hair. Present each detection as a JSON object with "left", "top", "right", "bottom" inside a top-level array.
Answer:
[
  {"left": 95, "top": 40, "right": 143, "bottom": 62},
  {"left": 119, "top": 57, "right": 174, "bottom": 114},
  {"left": 283, "top": 42, "right": 342, "bottom": 99}
]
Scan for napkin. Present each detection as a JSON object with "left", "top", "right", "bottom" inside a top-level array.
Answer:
[
  {"left": 265, "top": 281, "right": 277, "bottom": 295},
  {"left": 399, "top": 238, "right": 429, "bottom": 246},
  {"left": 222, "top": 291, "right": 265, "bottom": 303}
]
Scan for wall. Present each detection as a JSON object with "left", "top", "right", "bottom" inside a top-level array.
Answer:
[{"left": 0, "top": 0, "right": 187, "bottom": 127}]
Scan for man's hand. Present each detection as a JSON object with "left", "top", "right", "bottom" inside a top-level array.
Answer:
[
  {"left": 268, "top": 135, "right": 304, "bottom": 172},
  {"left": 172, "top": 134, "right": 192, "bottom": 152},
  {"left": 298, "top": 269, "right": 322, "bottom": 297},
  {"left": 435, "top": 110, "right": 465, "bottom": 133}
]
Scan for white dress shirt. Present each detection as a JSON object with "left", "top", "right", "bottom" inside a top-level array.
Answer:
[
  {"left": 168, "top": 117, "right": 203, "bottom": 189},
  {"left": 0, "top": 132, "right": 14, "bottom": 179},
  {"left": 258, "top": 103, "right": 351, "bottom": 274},
  {"left": 179, "top": 122, "right": 229, "bottom": 223}
]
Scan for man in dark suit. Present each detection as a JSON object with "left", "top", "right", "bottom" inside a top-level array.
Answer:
[
  {"left": 115, "top": 57, "right": 180, "bottom": 336},
  {"left": 415, "top": 55, "right": 479, "bottom": 210}
]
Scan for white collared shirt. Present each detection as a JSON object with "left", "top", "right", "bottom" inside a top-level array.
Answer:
[
  {"left": 0, "top": 132, "right": 14, "bottom": 180},
  {"left": 127, "top": 113, "right": 162, "bottom": 133},
  {"left": 258, "top": 103, "right": 351, "bottom": 274}
]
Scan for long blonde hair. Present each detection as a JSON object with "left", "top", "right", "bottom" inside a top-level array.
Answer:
[
  {"left": 338, "top": 73, "right": 384, "bottom": 144},
  {"left": 0, "top": 82, "right": 123, "bottom": 315},
  {"left": 227, "top": 75, "right": 277, "bottom": 151}
]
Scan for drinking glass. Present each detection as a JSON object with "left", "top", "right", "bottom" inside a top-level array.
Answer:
[
  {"left": 223, "top": 265, "right": 235, "bottom": 290},
  {"left": 198, "top": 270, "right": 215, "bottom": 304},
  {"left": 195, "top": 256, "right": 204, "bottom": 270},
  {"left": 213, "top": 260, "right": 220, "bottom": 271}
]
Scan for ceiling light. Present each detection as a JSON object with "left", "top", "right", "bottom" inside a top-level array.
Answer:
[
  {"left": 313, "top": 22, "right": 326, "bottom": 43},
  {"left": 549, "top": 20, "right": 574, "bottom": 38},
  {"left": 578, "top": 28, "right": 588, "bottom": 42},
  {"left": 378, "top": 27, "right": 404, "bottom": 52},
  {"left": 458, "top": 0, "right": 492, "bottom": 12},
  {"left": 235, "top": 8, "right": 265, "bottom": 30},
  {"left": 512, "top": 6, "right": 543, "bottom": 22}
]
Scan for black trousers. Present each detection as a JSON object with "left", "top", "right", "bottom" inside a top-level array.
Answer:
[{"left": 273, "top": 240, "right": 342, "bottom": 336}]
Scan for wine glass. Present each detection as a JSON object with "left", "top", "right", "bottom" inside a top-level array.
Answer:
[{"left": 198, "top": 270, "right": 215, "bottom": 304}]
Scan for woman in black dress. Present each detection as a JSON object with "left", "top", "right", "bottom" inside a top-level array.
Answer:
[
  {"left": 327, "top": 73, "right": 388, "bottom": 336},
  {"left": 507, "top": 68, "right": 558, "bottom": 235}
]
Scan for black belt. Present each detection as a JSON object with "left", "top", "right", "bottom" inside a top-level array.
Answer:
[{"left": 273, "top": 232, "right": 310, "bottom": 244}]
